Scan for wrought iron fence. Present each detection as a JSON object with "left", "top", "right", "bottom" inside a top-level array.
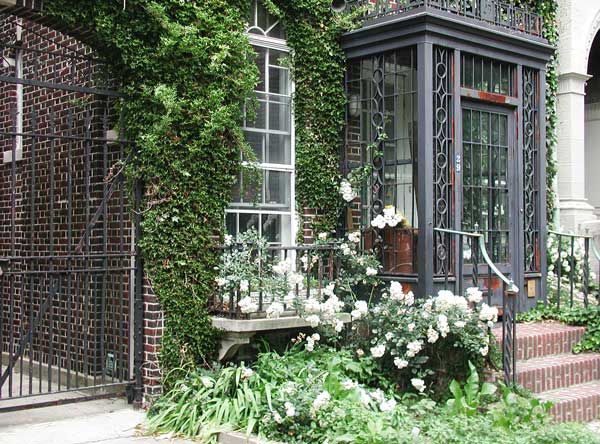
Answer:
[
  {"left": 342, "top": 0, "right": 543, "bottom": 37},
  {"left": 548, "top": 231, "right": 600, "bottom": 309},
  {"left": 434, "top": 227, "right": 518, "bottom": 386},
  {"left": 210, "top": 244, "right": 339, "bottom": 319}
]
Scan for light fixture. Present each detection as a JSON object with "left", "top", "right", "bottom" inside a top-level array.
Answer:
[
  {"left": 348, "top": 94, "right": 361, "bottom": 118},
  {"left": 331, "top": 0, "right": 347, "bottom": 13}
]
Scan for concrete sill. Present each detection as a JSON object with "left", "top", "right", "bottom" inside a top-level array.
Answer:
[{"left": 211, "top": 314, "right": 350, "bottom": 360}]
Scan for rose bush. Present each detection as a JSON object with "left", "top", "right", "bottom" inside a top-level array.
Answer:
[{"left": 349, "top": 282, "right": 499, "bottom": 397}]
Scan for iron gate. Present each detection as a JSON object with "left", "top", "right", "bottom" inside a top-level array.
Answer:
[{"left": 0, "top": 16, "right": 141, "bottom": 408}]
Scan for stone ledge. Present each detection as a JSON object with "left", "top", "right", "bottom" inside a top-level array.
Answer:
[
  {"left": 219, "top": 431, "right": 282, "bottom": 444},
  {"left": 211, "top": 314, "right": 351, "bottom": 361}
]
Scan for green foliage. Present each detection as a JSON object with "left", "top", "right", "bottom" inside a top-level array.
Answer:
[
  {"left": 147, "top": 345, "right": 600, "bottom": 444},
  {"left": 40, "top": 0, "right": 259, "bottom": 375},
  {"left": 493, "top": 384, "right": 553, "bottom": 430},
  {"left": 265, "top": 0, "right": 358, "bottom": 234},
  {"left": 446, "top": 362, "right": 497, "bottom": 416}
]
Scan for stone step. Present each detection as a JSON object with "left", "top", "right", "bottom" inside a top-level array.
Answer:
[
  {"left": 537, "top": 381, "right": 600, "bottom": 423},
  {"left": 493, "top": 322, "right": 586, "bottom": 360},
  {"left": 517, "top": 353, "right": 600, "bottom": 393}
]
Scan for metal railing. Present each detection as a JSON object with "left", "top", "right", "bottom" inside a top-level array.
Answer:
[
  {"left": 434, "top": 227, "right": 518, "bottom": 385},
  {"left": 211, "top": 244, "right": 339, "bottom": 319},
  {"left": 343, "top": 0, "right": 543, "bottom": 37},
  {"left": 548, "top": 231, "right": 600, "bottom": 309}
]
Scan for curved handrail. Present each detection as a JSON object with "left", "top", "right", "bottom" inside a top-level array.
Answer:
[{"left": 434, "top": 227, "right": 519, "bottom": 293}]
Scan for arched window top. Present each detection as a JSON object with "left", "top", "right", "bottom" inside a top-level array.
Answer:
[{"left": 247, "top": 0, "right": 285, "bottom": 40}]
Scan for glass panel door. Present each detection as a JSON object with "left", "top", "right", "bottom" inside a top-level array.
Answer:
[{"left": 462, "top": 106, "right": 512, "bottom": 265}]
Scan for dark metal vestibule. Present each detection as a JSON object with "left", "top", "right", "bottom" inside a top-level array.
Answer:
[{"left": 340, "top": 0, "right": 553, "bottom": 311}]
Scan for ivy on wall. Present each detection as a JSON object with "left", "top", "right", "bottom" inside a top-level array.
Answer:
[
  {"left": 264, "top": 0, "right": 356, "bottom": 235},
  {"left": 41, "top": 0, "right": 258, "bottom": 377},
  {"left": 520, "top": 0, "right": 559, "bottom": 224}
]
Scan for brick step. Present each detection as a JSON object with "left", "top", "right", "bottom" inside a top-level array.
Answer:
[
  {"left": 517, "top": 353, "right": 600, "bottom": 393},
  {"left": 493, "top": 322, "right": 586, "bottom": 360},
  {"left": 537, "top": 381, "right": 600, "bottom": 423}
]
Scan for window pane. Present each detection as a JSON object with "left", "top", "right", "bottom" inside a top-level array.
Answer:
[
  {"left": 267, "top": 133, "right": 291, "bottom": 165},
  {"left": 268, "top": 96, "right": 291, "bottom": 132},
  {"left": 244, "top": 130, "right": 264, "bottom": 162},
  {"left": 264, "top": 170, "right": 291, "bottom": 210},
  {"left": 226, "top": 212, "right": 237, "bottom": 234},
  {"left": 239, "top": 213, "right": 260, "bottom": 233},
  {"left": 269, "top": 66, "right": 289, "bottom": 95}
]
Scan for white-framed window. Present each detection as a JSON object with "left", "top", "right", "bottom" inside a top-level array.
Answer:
[{"left": 226, "top": 0, "right": 295, "bottom": 245}]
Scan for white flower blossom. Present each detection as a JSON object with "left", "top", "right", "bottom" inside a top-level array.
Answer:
[
  {"left": 266, "top": 302, "right": 284, "bottom": 318},
  {"left": 480, "top": 345, "right": 489, "bottom": 356},
  {"left": 273, "top": 411, "right": 283, "bottom": 424},
  {"left": 385, "top": 332, "right": 394, "bottom": 341},
  {"left": 239, "top": 279, "right": 249, "bottom": 292},
  {"left": 366, "top": 267, "right": 378, "bottom": 276},
  {"left": 348, "top": 231, "right": 361, "bottom": 243},
  {"left": 238, "top": 296, "right": 258, "bottom": 313},
  {"left": 437, "top": 314, "right": 450, "bottom": 337},
  {"left": 406, "top": 340, "right": 423, "bottom": 358},
  {"left": 371, "top": 389, "right": 385, "bottom": 403},
  {"left": 272, "top": 258, "right": 292, "bottom": 275},
  {"left": 340, "top": 179, "right": 357, "bottom": 202},
  {"left": 407, "top": 323, "right": 416, "bottom": 332},
  {"left": 389, "top": 281, "right": 404, "bottom": 301},
  {"left": 404, "top": 291, "right": 415, "bottom": 306},
  {"left": 200, "top": 377, "right": 214, "bottom": 388},
  {"left": 305, "top": 315, "right": 320, "bottom": 328},
  {"left": 371, "top": 214, "right": 387, "bottom": 229},
  {"left": 479, "top": 303, "right": 499, "bottom": 323},
  {"left": 342, "top": 379, "right": 358, "bottom": 390},
  {"left": 356, "top": 349, "right": 364, "bottom": 357},
  {"left": 370, "top": 344, "right": 386, "bottom": 358},
  {"left": 223, "top": 234, "right": 233, "bottom": 246},
  {"left": 335, "top": 320, "right": 345, "bottom": 333},
  {"left": 454, "top": 321, "right": 466, "bottom": 328},
  {"left": 312, "top": 391, "right": 331, "bottom": 410},
  {"left": 411, "top": 378, "right": 426, "bottom": 393},
  {"left": 394, "top": 357, "right": 409, "bottom": 369},
  {"left": 318, "top": 232, "right": 328, "bottom": 241},
  {"left": 412, "top": 427, "right": 421, "bottom": 439},
  {"left": 427, "top": 326, "right": 439, "bottom": 344},
  {"left": 358, "top": 388, "right": 371, "bottom": 405},
  {"left": 215, "top": 277, "right": 228, "bottom": 287},
  {"left": 242, "top": 368, "right": 254, "bottom": 379},
  {"left": 466, "top": 287, "right": 483, "bottom": 304},
  {"left": 284, "top": 402, "right": 296, "bottom": 417},
  {"left": 380, "top": 398, "right": 397, "bottom": 412},
  {"left": 305, "top": 298, "right": 321, "bottom": 314},
  {"left": 284, "top": 291, "right": 296, "bottom": 306}
]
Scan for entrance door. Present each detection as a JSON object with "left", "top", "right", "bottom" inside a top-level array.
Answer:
[{"left": 461, "top": 104, "right": 517, "bottom": 302}]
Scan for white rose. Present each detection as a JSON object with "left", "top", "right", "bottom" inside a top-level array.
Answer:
[
  {"left": 411, "top": 378, "right": 426, "bottom": 393},
  {"left": 380, "top": 398, "right": 397, "bottom": 412},
  {"left": 366, "top": 267, "right": 378, "bottom": 276},
  {"left": 394, "top": 357, "right": 409, "bottom": 369},
  {"left": 239, "top": 279, "right": 249, "bottom": 292},
  {"left": 370, "top": 344, "right": 386, "bottom": 358},
  {"left": 284, "top": 402, "right": 296, "bottom": 417}
]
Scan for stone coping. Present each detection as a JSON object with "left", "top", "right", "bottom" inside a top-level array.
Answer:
[
  {"left": 212, "top": 313, "right": 350, "bottom": 333},
  {"left": 219, "top": 431, "right": 282, "bottom": 444}
]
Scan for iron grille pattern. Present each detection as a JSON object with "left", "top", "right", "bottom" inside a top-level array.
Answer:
[
  {"left": 342, "top": 0, "right": 543, "bottom": 37},
  {"left": 0, "top": 17, "right": 136, "bottom": 403},
  {"left": 433, "top": 46, "right": 453, "bottom": 275},
  {"left": 522, "top": 67, "right": 539, "bottom": 273},
  {"left": 345, "top": 48, "right": 418, "bottom": 275}
]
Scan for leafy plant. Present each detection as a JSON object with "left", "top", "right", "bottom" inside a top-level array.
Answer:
[
  {"left": 492, "top": 384, "right": 553, "bottom": 430},
  {"left": 446, "top": 362, "right": 497, "bottom": 416}
]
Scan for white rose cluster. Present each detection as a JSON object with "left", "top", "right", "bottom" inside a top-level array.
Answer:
[
  {"left": 371, "top": 206, "right": 406, "bottom": 229},
  {"left": 340, "top": 179, "right": 357, "bottom": 202}
]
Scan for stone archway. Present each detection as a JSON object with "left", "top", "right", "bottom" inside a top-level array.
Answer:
[{"left": 585, "top": 30, "right": 600, "bottom": 252}]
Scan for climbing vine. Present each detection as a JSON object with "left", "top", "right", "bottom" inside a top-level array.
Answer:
[
  {"left": 40, "top": 0, "right": 258, "bottom": 377},
  {"left": 264, "top": 0, "right": 357, "bottom": 235},
  {"left": 520, "top": 0, "right": 559, "bottom": 225}
]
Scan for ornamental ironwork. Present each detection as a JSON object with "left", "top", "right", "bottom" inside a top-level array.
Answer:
[
  {"left": 340, "top": 0, "right": 543, "bottom": 37},
  {"left": 433, "top": 46, "right": 453, "bottom": 275},
  {"left": 523, "top": 68, "right": 539, "bottom": 273}
]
